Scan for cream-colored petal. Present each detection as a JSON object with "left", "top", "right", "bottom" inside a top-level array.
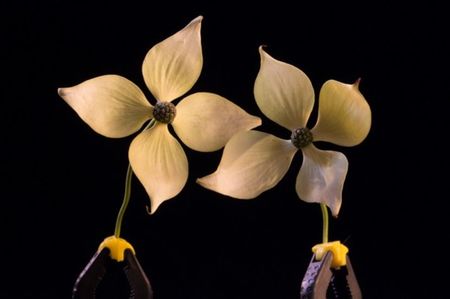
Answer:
[
  {"left": 172, "top": 92, "right": 261, "bottom": 152},
  {"left": 311, "top": 79, "right": 371, "bottom": 146},
  {"left": 142, "top": 16, "right": 203, "bottom": 102},
  {"left": 129, "top": 123, "right": 188, "bottom": 213},
  {"left": 197, "top": 130, "right": 297, "bottom": 198},
  {"left": 58, "top": 75, "right": 153, "bottom": 138},
  {"left": 296, "top": 144, "right": 348, "bottom": 217},
  {"left": 254, "top": 47, "right": 314, "bottom": 130}
]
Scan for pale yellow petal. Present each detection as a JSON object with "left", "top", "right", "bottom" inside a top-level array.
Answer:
[
  {"left": 129, "top": 123, "right": 188, "bottom": 213},
  {"left": 254, "top": 47, "right": 314, "bottom": 130},
  {"left": 296, "top": 144, "right": 348, "bottom": 217},
  {"left": 142, "top": 16, "right": 203, "bottom": 102},
  {"left": 311, "top": 79, "right": 371, "bottom": 146},
  {"left": 197, "top": 130, "right": 297, "bottom": 198},
  {"left": 58, "top": 75, "right": 153, "bottom": 138},
  {"left": 172, "top": 92, "right": 261, "bottom": 152}
]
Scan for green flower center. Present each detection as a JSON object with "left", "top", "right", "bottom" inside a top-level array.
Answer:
[
  {"left": 153, "top": 101, "right": 176, "bottom": 124},
  {"left": 291, "top": 127, "right": 313, "bottom": 148}
]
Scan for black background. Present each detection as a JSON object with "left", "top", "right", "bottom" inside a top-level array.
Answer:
[{"left": 2, "top": 1, "right": 447, "bottom": 298}]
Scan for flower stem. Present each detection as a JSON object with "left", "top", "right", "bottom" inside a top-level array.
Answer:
[
  {"left": 114, "top": 164, "right": 133, "bottom": 238},
  {"left": 320, "top": 203, "right": 329, "bottom": 243},
  {"left": 113, "top": 119, "right": 156, "bottom": 238}
]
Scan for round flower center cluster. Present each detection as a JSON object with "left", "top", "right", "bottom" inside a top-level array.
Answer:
[
  {"left": 291, "top": 127, "right": 313, "bottom": 148},
  {"left": 153, "top": 101, "right": 176, "bottom": 124}
]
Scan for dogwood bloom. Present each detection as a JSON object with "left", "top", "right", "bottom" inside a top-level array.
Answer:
[
  {"left": 58, "top": 16, "right": 261, "bottom": 213},
  {"left": 198, "top": 47, "right": 371, "bottom": 216}
]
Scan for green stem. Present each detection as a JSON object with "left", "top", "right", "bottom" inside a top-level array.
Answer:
[
  {"left": 320, "top": 203, "right": 329, "bottom": 243},
  {"left": 114, "top": 164, "right": 133, "bottom": 237},
  {"left": 113, "top": 119, "right": 156, "bottom": 238}
]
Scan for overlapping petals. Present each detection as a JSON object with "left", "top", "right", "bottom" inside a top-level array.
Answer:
[
  {"left": 173, "top": 92, "right": 261, "bottom": 152},
  {"left": 198, "top": 47, "right": 371, "bottom": 216},
  {"left": 59, "top": 16, "right": 261, "bottom": 213}
]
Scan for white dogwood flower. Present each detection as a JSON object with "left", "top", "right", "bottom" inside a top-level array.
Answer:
[
  {"left": 198, "top": 47, "right": 371, "bottom": 216},
  {"left": 58, "top": 16, "right": 261, "bottom": 213}
]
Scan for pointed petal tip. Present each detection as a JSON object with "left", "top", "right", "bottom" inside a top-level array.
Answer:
[
  {"left": 195, "top": 177, "right": 205, "bottom": 186},
  {"left": 147, "top": 202, "right": 159, "bottom": 214},
  {"left": 328, "top": 201, "right": 341, "bottom": 218},
  {"left": 145, "top": 205, "right": 155, "bottom": 215},
  {"left": 258, "top": 45, "right": 270, "bottom": 60},
  {"left": 57, "top": 87, "right": 67, "bottom": 97},
  {"left": 58, "top": 86, "right": 73, "bottom": 103},
  {"left": 183, "top": 15, "right": 203, "bottom": 35},
  {"left": 193, "top": 15, "right": 203, "bottom": 23},
  {"left": 253, "top": 115, "right": 263, "bottom": 126},
  {"left": 188, "top": 15, "right": 203, "bottom": 29},
  {"left": 196, "top": 176, "right": 213, "bottom": 193}
]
